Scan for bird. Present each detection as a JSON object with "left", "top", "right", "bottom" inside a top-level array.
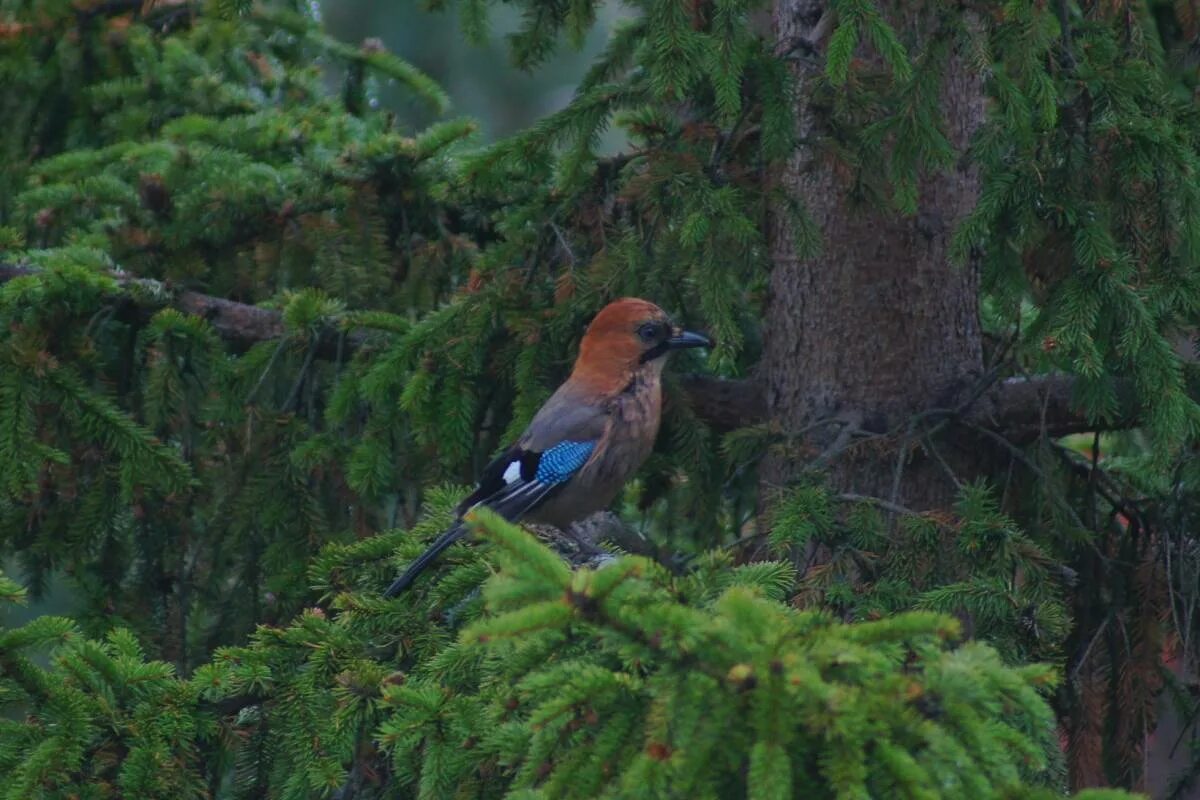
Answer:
[{"left": 383, "top": 297, "right": 712, "bottom": 597}]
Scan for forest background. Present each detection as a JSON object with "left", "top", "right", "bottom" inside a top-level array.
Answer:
[{"left": 2, "top": 0, "right": 1200, "bottom": 798}]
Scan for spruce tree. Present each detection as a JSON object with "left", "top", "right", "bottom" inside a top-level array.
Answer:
[{"left": 0, "top": 0, "right": 1196, "bottom": 796}]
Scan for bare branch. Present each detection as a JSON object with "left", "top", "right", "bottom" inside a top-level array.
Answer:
[{"left": 982, "top": 374, "right": 1139, "bottom": 443}]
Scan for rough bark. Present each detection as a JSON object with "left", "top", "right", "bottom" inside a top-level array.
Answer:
[{"left": 764, "top": 1, "right": 988, "bottom": 509}]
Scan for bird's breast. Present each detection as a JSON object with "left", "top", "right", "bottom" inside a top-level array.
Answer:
[
  {"left": 599, "top": 375, "right": 662, "bottom": 481},
  {"left": 528, "top": 376, "right": 662, "bottom": 528}
]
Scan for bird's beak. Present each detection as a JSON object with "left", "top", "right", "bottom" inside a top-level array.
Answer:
[{"left": 666, "top": 328, "right": 713, "bottom": 350}]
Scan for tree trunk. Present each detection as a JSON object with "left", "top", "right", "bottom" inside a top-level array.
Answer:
[
  {"left": 762, "top": 8, "right": 1186, "bottom": 794},
  {"left": 763, "top": 0, "right": 986, "bottom": 511}
]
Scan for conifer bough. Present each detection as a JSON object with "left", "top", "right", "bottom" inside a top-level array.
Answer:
[{"left": 0, "top": 262, "right": 1144, "bottom": 441}]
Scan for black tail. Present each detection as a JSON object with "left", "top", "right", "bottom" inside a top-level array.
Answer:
[{"left": 383, "top": 521, "right": 466, "bottom": 597}]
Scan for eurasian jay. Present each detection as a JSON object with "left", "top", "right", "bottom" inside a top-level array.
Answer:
[{"left": 383, "top": 297, "right": 712, "bottom": 597}]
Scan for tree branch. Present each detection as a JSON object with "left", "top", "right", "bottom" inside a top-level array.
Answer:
[
  {"left": 982, "top": 373, "right": 1139, "bottom": 443},
  {"left": 676, "top": 372, "right": 1140, "bottom": 441},
  {"left": 0, "top": 264, "right": 1144, "bottom": 437},
  {"left": 0, "top": 263, "right": 764, "bottom": 427}
]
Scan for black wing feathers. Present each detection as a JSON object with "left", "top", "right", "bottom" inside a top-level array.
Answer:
[
  {"left": 384, "top": 447, "right": 560, "bottom": 597},
  {"left": 459, "top": 446, "right": 562, "bottom": 521},
  {"left": 455, "top": 448, "right": 546, "bottom": 515},
  {"left": 382, "top": 521, "right": 466, "bottom": 597}
]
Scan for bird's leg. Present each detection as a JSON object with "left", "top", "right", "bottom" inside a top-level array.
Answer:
[
  {"left": 569, "top": 512, "right": 657, "bottom": 558},
  {"left": 524, "top": 520, "right": 619, "bottom": 570}
]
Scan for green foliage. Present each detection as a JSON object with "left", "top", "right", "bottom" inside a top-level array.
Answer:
[
  {"left": 0, "top": 0, "right": 1199, "bottom": 794},
  {"left": 0, "top": 517, "right": 1138, "bottom": 798},
  {"left": 770, "top": 480, "right": 1071, "bottom": 666},
  {"left": 0, "top": 0, "right": 489, "bottom": 658},
  {"left": 0, "top": 577, "right": 212, "bottom": 799},
  {"left": 949, "top": 2, "right": 1200, "bottom": 455}
]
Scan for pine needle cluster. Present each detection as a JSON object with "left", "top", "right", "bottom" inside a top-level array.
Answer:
[{"left": 0, "top": 514, "right": 1137, "bottom": 798}]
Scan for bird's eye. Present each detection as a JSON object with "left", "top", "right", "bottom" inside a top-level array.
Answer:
[{"left": 638, "top": 322, "right": 664, "bottom": 342}]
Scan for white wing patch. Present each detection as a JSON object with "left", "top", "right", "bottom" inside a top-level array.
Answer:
[{"left": 502, "top": 460, "right": 522, "bottom": 485}]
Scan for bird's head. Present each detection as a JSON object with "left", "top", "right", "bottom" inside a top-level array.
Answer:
[{"left": 571, "top": 298, "right": 712, "bottom": 392}]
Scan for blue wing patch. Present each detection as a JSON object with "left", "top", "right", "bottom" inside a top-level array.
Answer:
[{"left": 535, "top": 440, "right": 596, "bottom": 485}]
